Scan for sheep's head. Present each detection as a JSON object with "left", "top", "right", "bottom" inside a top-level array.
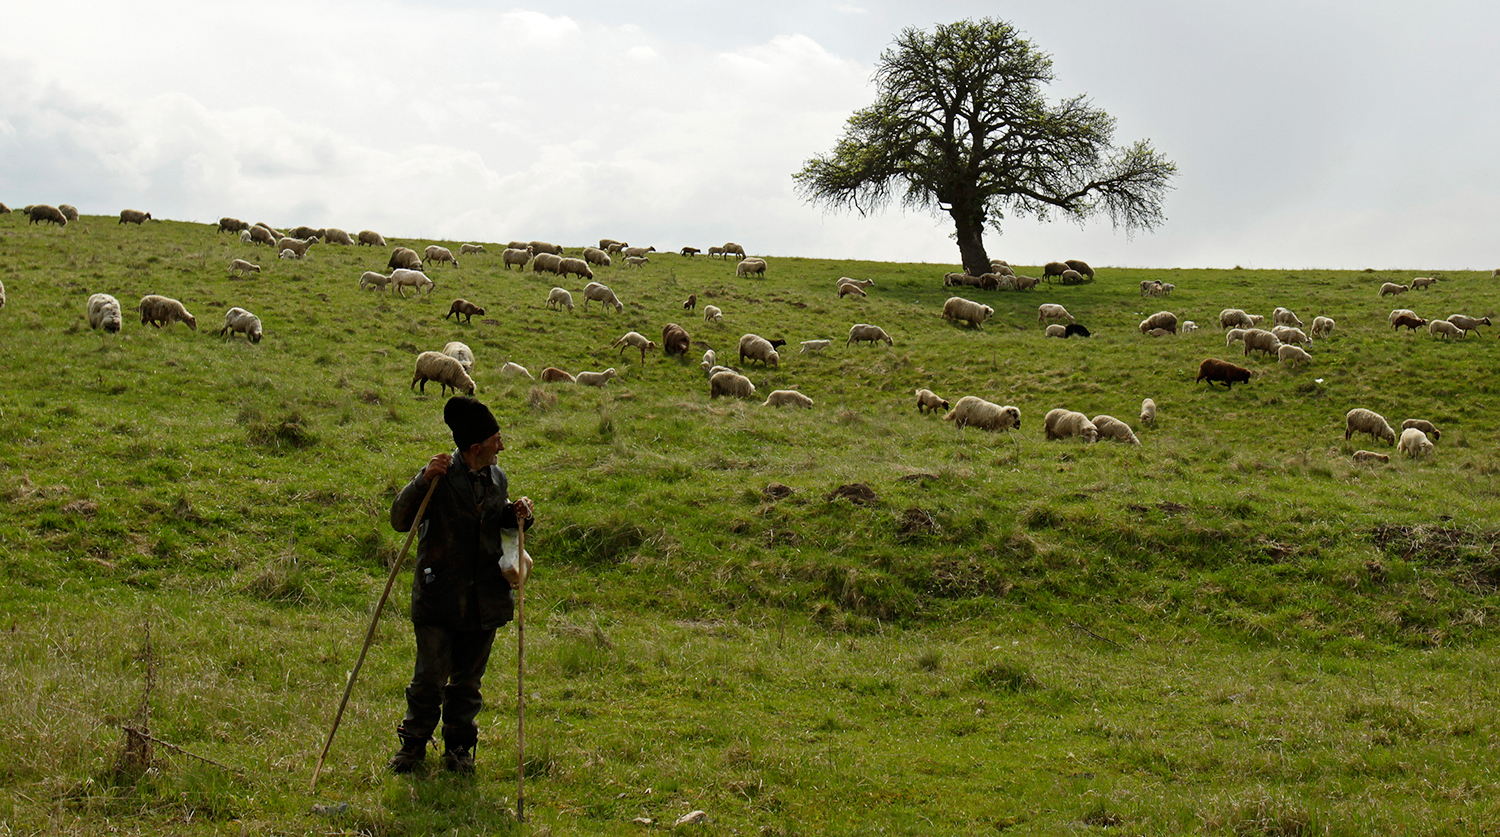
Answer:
[{"left": 183, "top": 314, "right": 197, "bottom": 331}]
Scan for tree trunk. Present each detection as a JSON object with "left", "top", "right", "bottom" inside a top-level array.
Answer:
[{"left": 951, "top": 208, "right": 990, "bottom": 277}]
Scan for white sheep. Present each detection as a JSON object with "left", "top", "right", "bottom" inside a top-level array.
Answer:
[
  {"left": 582, "top": 282, "right": 624, "bottom": 313},
  {"left": 459, "top": 243, "right": 486, "bottom": 255},
  {"left": 763, "top": 390, "right": 814, "bottom": 408},
  {"left": 1271, "top": 326, "right": 1311, "bottom": 347},
  {"left": 360, "top": 271, "right": 393, "bottom": 291},
  {"left": 1397, "top": 427, "right": 1434, "bottom": 459},
  {"left": 582, "top": 247, "right": 612, "bottom": 267},
  {"left": 1277, "top": 344, "right": 1312, "bottom": 365},
  {"left": 700, "top": 349, "right": 717, "bottom": 373},
  {"left": 1379, "top": 282, "right": 1410, "bottom": 297},
  {"left": 1091, "top": 415, "right": 1140, "bottom": 445},
  {"left": 219, "top": 307, "right": 263, "bottom": 343},
  {"left": 276, "top": 237, "right": 314, "bottom": 258},
  {"left": 1044, "top": 324, "right": 1067, "bottom": 338},
  {"left": 279, "top": 249, "right": 299, "bottom": 260},
  {"left": 838, "top": 282, "right": 867, "bottom": 298},
  {"left": 703, "top": 305, "right": 723, "bottom": 323},
  {"left": 1044, "top": 409, "right": 1099, "bottom": 442},
  {"left": 1345, "top": 408, "right": 1396, "bottom": 445},
  {"left": 546, "top": 287, "right": 574, "bottom": 312},
  {"left": 423, "top": 245, "right": 459, "bottom": 268},
  {"left": 358, "top": 230, "right": 387, "bottom": 247},
  {"left": 502, "top": 247, "right": 533, "bottom": 270},
  {"left": 1037, "top": 303, "right": 1074, "bottom": 325},
  {"left": 1241, "top": 328, "right": 1282, "bottom": 357},
  {"left": 86, "top": 293, "right": 122, "bottom": 333},
  {"left": 625, "top": 256, "right": 649, "bottom": 268},
  {"left": 1272, "top": 307, "right": 1304, "bottom": 328},
  {"left": 558, "top": 257, "right": 594, "bottom": 281},
  {"left": 722, "top": 242, "right": 746, "bottom": 260},
  {"left": 738, "top": 334, "right": 780, "bottom": 367},
  {"left": 915, "top": 389, "right": 949, "bottom": 414},
  {"left": 1225, "top": 328, "right": 1248, "bottom": 347},
  {"left": 531, "top": 253, "right": 563, "bottom": 275},
  {"left": 528, "top": 241, "right": 563, "bottom": 256},
  {"left": 137, "top": 294, "right": 197, "bottom": 330},
  {"left": 239, "top": 230, "right": 253, "bottom": 243},
  {"left": 1140, "top": 398, "right": 1156, "bottom": 426},
  {"left": 1353, "top": 450, "right": 1390, "bottom": 465},
  {"left": 943, "top": 396, "right": 1020, "bottom": 432},
  {"left": 1401, "top": 419, "right": 1441, "bottom": 441},
  {"left": 736, "top": 258, "right": 767, "bottom": 278},
  {"left": 612, "top": 331, "right": 658, "bottom": 362},
  {"left": 1139, "top": 311, "right": 1178, "bottom": 334},
  {"left": 1446, "top": 314, "right": 1491, "bottom": 336},
  {"left": 1409, "top": 276, "right": 1437, "bottom": 290},
  {"left": 412, "top": 351, "right": 475, "bottom": 396},
  {"left": 1139, "top": 280, "right": 1161, "bottom": 297},
  {"left": 1181, "top": 320, "right": 1198, "bottom": 332},
  {"left": 500, "top": 361, "right": 534, "bottom": 380},
  {"left": 229, "top": 258, "right": 260, "bottom": 277},
  {"left": 838, "top": 277, "right": 875, "bottom": 290},
  {"left": 442, "top": 341, "right": 475, "bottom": 375},
  {"left": 941, "top": 297, "right": 994, "bottom": 328},
  {"left": 1428, "top": 319, "right": 1462, "bottom": 339},
  {"left": 846, "top": 324, "right": 893, "bottom": 347},
  {"left": 576, "top": 368, "right": 618, "bottom": 387},
  {"left": 1311, "top": 316, "right": 1335, "bottom": 338},
  {"left": 391, "top": 269, "right": 434, "bottom": 297},
  {"left": 1219, "top": 308, "right": 1256, "bottom": 330},
  {"left": 323, "top": 228, "right": 356, "bottom": 246},
  {"left": 622, "top": 246, "right": 655, "bottom": 259},
  {"left": 1157, "top": 282, "right": 1175, "bottom": 296},
  {"left": 709, "top": 370, "right": 756, "bottom": 399},
  {"left": 799, "top": 340, "right": 831, "bottom": 354}
]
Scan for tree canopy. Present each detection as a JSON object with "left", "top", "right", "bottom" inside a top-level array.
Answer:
[{"left": 794, "top": 18, "right": 1177, "bottom": 276}]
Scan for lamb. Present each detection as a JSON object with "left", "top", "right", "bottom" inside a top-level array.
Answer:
[
  {"left": 445, "top": 299, "right": 485, "bottom": 324},
  {"left": 943, "top": 396, "right": 1021, "bottom": 432},
  {"left": 1197, "top": 358, "right": 1253, "bottom": 389},
  {"left": 710, "top": 369, "right": 756, "bottom": 399},
  {"left": 501, "top": 361, "right": 534, "bottom": 380},
  {"left": 1379, "top": 282, "right": 1410, "bottom": 297},
  {"left": 1064, "top": 323, "right": 1092, "bottom": 338},
  {"left": 703, "top": 305, "right": 723, "bottom": 323},
  {"left": 700, "top": 349, "right": 716, "bottom": 373},
  {"left": 389, "top": 247, "right": 422, "bottom": 271},
  {"left": 531, "top": 253, "right": 563, "bottom": 275},
  {"left": 1045, "top": 324, "right": 1067, "bottom": 338},
  {"left": 1043, "top": 261, "right": 1068, "bottom": 278},
  {"left": 1446, "top": 314, "right": 1491, "bottom": 336},
  {"left": 582, "top": 282, "right": 624, "bottom": 313},
  {"left": 1058, "top": 269, "right": 1086, "bottom": 285},
  {"left": 119, "top": 209, "right": 152, "bottom": 224},
  {"left": 1352, "top": 450, "right": 1390, "bottom": 465},
  {"left": 661, "top": 323, "right": 691, "bottom": 357},
  {"left": 1311, "top": 316, "right": 1335, "bottom": 338},
  {"left": 1012, "top": 275, "right": 1041, "bottom": 290},
  {"left": 1038, "top": 303, "right": 1074, "bottom": 324},
  {"left": 533, "top": 288, "right": 571, "bottom": 316},
  {"left": 1064, "top": 259, "right": 1095, "bottom": 279},
  {"left": 582, "top": 247, "right": 612, "bottom": 267},
  {"left": 239, "top": 230, "right": 253, "bottom": 243},
  {"left": 502, "top": 247, "right": 534, "bottom": 270},
  {"left": 1271, "top": 326, "right": 1311, "bottom": 347},
  {"left": 763, "top": 390, "right": 814, "bottom": 408},
  {"left": 1397, "top": 427, "right": 1434, "bottom": 459},
  {"left": 624, "top": 256, "right": 649, "bottom": 268},
  {"left": 360, "top": 271, "right": 393, "bottom": 291},
  {"left": 1272, "top": 307, "right": 1304, "bottom": 328},
  {"left": 838, "top": 282, "right": 867, "bottom": 298},
  {"left": 1044, "top": 409, "right": 1099, "bottom": 442},
  {"left": 279, "top": 249, "right": 299, "bottom": 260},
  {"left": 229, "top": 258, "right": 261, "bottom": 277},
  {"left": 846, "top": 323, "right": 893, "bottom": 347},
  {"left": 738, "top": 333, "right": 780, "bottom": 367},
  {"left": 576, "top": 368, "right": 618, "bottom": 387},
  {"left": 1429, "top": 319, "right": 1462, "bottom": 340},
  {"left": 540, "top": 367, "right": 576, "bottom": 383},
  {"left": 1140, "top": 280, "right": 1162, "bottom": 297},
  {"left": 622, "top": 246, "right": 656, "bottom": 258},
  {"left": 412, "top": 351, "right": 476, "bottom": 396},
  {"left": 942, "top": 297, "right": 995, "bottom": 328},
  {"left": 1140, "top": 398, "right": 1157, "bottom": 426},
  {"left": 708, "top": 246, "right": 726, "bottom": 258},
  {"left": 249, "top": 226, "right": 278, "bottom": 246},
  {"left": 459, "top": 243, "right": 486, "bottom": 255},
  {"left": 839, "top": 277, "right": 876, "bottom": 290},
  {"left": 528, "top": 241, "right": 563, "bottom": 256},
  {"left": 218, "top": 307, "right": 263, "bottom": 343},
  {"left": 1181, "top": 320, "right": 1198, "bottom": 332},
  {"left": 358, "top": 230, "right": 386, "bottom": 247},
  {"left": 28, "top": 205, "right": 67, "bottom": 226},
  {"left": 442, "top": 341, "right": 475, "bottom": 374},
  {"left": 1091, "top": 415, "right": 1140, "bottom": 445},
  {"left": 1139, "top": 311, "right": 1178, "bottom": 334},
  {"left": 1410, "top": 276, "right": 1437, "bottom": 290},
  {"left": 1241, "top": 328, "right": 1282, "bottom": 357},
  {"left": 683, "top": 294, "right": 697, "bottom": 310},
  {"left": 1390, "top": 313, "right": 1427, "bottom": 332},
  {"left": 612, "top": 331, "right": 658, "bottom": 362},
  {"left": 137, "top": 294, "right": 197, "bottom": 330},
  {"left": 1157, "top": 283, "right": 1176, "bottom": 296},
  {"left": 607, "top": 243, "right": 625, "bottom": 254},
  {"left": 86, "top": 293, "right": 123, "bottom": 333},
  {"left": 323, "top": 228, "right": 355, "bottom": 245},
  {"left": 423, "top": 245, "right": 460, "bottom": 268},
  {"left": 1345, "top": 408, "right": 1397, "bottom": 445},
  {"left": 218, "top": 217, "right": 250, "bottom": 234},
  {"left": 722, "top": 242, "right": 746, "bottom": 260},
  {"left": 736, "top": 258, "right": 767, "bottom": 277},
  {"left": 391, "top": 269, "right": 434, "bottom": 297},
  {"left": 1277, "top": 344, "right": 1312, "bottom": 365},
  {"left": 799, "top": 339, "right": 830, "bottom": 354},
  {"left": 915, "top": 389, "right": 949, "bottom": 414},
  {"left": 558, "top": 257, "right": 595, "bottom": 281},
  {"left": 1401, "top": 419, "right": 1441, "bottom": 441}
]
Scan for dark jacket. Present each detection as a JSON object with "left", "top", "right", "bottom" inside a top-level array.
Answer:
[{"left": 390, "top": 452, "right": 531, "bottom": 630}]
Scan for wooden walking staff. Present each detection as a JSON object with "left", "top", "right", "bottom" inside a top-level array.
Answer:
[{"left": 515, "top": 515, "right": 528, "bottom": 822}]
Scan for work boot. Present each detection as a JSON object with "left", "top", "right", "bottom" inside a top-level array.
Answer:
[
  {"left": 388, "top": 736, "right": 427, "bottom": 774},
  {"left": 442, "top": 743, "right": 476, "bottom": 775}
]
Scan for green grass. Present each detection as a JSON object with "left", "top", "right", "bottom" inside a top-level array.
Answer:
[{"left": 3, "top": 213, "right": 1500, "bottom": 834}]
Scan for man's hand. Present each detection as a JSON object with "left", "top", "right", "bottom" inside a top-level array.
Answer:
[
  {"left": 422, "top": 453, "right": 452, "bottom": 482},
  {"left": 514, "top": 496, "right": 534, "bottom": 520}
]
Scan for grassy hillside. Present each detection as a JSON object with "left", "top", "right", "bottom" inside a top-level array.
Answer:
[{"left": 2, "top": 213, "right": 1499, "bottom": 835}]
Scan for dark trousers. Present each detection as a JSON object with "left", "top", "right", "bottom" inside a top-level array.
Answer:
[{"left": 397, "top": 624, "right": 497, "bottom": 749}]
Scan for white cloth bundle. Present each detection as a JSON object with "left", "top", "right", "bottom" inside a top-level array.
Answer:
[{"left": 499, "top": 529, "right": 533, "bottom": 585}]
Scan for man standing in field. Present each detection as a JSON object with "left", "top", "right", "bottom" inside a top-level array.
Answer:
[{"left": 388, "top": 396, "right": 534, "bottom": 774}]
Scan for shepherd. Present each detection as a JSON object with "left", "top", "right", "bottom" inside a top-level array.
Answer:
[{"left": 388, "top": 396, "right": 534, "bottom": 774}]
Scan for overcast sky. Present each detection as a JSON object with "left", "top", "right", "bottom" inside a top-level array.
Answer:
[{"left": 2, "top": 1, "right": 1497, "bottom": 269}]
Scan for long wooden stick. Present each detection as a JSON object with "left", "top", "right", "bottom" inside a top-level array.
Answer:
[
  {"left": 310, "top": 476, "right": 441, "bottom": 792},
  {"left": 516, "top": 519, "right": 527, "bottom": 823}
]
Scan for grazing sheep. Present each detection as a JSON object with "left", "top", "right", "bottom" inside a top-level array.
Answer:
[
  {"left": 528, "top": 241, "right": 563, "bottom": 256},
  {"left": 540, "top": 367, "right": 575, "bottom": 383},
  {"left": 502, "top": 247, "right": 534, "bottom": 270},
  {"left": 545, "top": 287, "right": 574, "bottom": 312},
  {"left": 942, "top": 297, "right": 995, "bottom": 328},
  {"left": 52, "top": 204, "right": 76, "bottom": 221},
  {"left": 1091, "top": 415, "right": 1140, "bottom": 445},
  {"left": 915, "top": 389, "right": 949, "bottom": 414},
  {"left": 1353, "top": 450, "right": 1390, "bottom": 465},
  {"left": 703, "top": 305, "right": 723, "bottom": 323},
  {"left": 1064, "top": 323, "right": 1092, "bottom": 338},
  {"left": 86, "top": 293, "right": 122, "bottom": 333},
  {"left": 239, "top": 230, "right": 253, "bottom": 243},
  {"left": 661, "top": 323, "right": 691, "bottom": 356},
  {"left": 1409, "top": 276, "right": 1437, "bottom": 290},
  {"left": 558, "top": 257, "right": 595, "bottom": 281},
  {"left": 846, "top": 323, "right": 893, "bottom": 347},
  {"left": 442, "top": 341, "right": 475, "bottom": 374},
  {"left": 1272, "top": 307, "right": 1304, "bottom": 328},
  {"left": 219, "top": 307, "right": 263, "bottom": 343},
  {"left": 1197, "top": 358, "right": 1253, "bottom": 389},
  {"left": 738, "top": 333, "right": 780, "bottom": 367},
  {"left": 249, "top": 226, "right": 278, "bottom": 246},
  {"left": 501, "top": 361, "right": 534, "bottom": 380},
  {"left": 576, "top": 368, "right": 618, "bottom": 387},
  {"left": 1388, "top": 309, "right": 1417, "bottom": 326},
  {"left": 1146, "top": 328, "right": 1172, "bottom": 337},
  {"left": 681, "top": 247, "right": 701, "bottom": 257},
  {"left": 459, "top": 243, "right": 485, "bottom": 256},
  {"left": 1181, "top": 320, "right": 1198, "bottom": 332},
  {"left": 582, "top": 282, "right": 624, "bottom": 313},
  {"left": 736, "top": 258, "right": 767, "bottom": 277},
  {"left": 1058, "top": 269, "right": 1086, "bottom": 285},
  {"left": 423, "top": 245, "right": 459, "bottom": 268},
  {"left": 1140, "top": 398, "right": 1157, "bottom": 426},
  {"left": 1241, "top": 328, "right": 1282, "bottom": 357},
  {"left": 943, "top": 396, "right": 1021, "bottom": 432},
  {"left": 1045, "top": 324, "right": 1067, "bottom": 338},
  {"left": 710, "top": 369, "right": 756, "bottom": 399},
  {"left": 1139, "top": 311, "right": 1178, "bottom": 334},
  {"left": 612, "top": 331, "right": 658, "bottom": 362},
  {"left": 944, "top": 272, "right": 980, "bottom": 287},
  {"left": 1390, "top": 313, "right": 1428, "bottom": 332},
  {"left": 1140, "top": 280, "right": 1162, "bottom": 297},
  {"left": 1277, "top": 344, "right": 1312, "bottom": 365},
  {"left": 445, "top": 299, "right": 485, "bottom": 324},
  {"left": 1428, "top": 319, "right": 1462, "bottom": 339},
  {"left": 624, "top": 256, "right": 649, "bottom": 268},
  {"left": 137, "top": 294, "right": 196, "bottom": 330},
  {"left": 583, "top": 247, "right": 612, "bottom": 267},
  {"left": 799, "top": 339, "right": 831, "bottom": 354},
  {"left": 1401, "top": 419, "right": 1441, "bottom": 441},
  {"left": 1065, "top": 259, "right": 1095, "bottom": 279},
  {"left": 1043, "top": 261, "right": 1068, "bottom": 278},
  {"left": 1011, "top": 275, "right": 1041, "bottom": 290},
  {"left": 683, "top": 294, "right": 697, "bottom": 310},
  {"left": 722, "top": 242, "right": 746, "bottom": 260},
  {"left": 229, "top": 258, "right": 261, "bottom": 277},
  {"left": 1271, "top": 326, "right": 1311, "bottom": 347},
  {"left": 1044, "top": 409, "right": 1099, "bottom": 442},
  {"left": 391, "top": 268, "right": 434, "bottom": 297},
  {"left": 119, "top": 209, "right": 151, "bottom": 224},
  {"left": 838, "top": 282, "right": 867, "bottom": 298},
  {"left": 28, "top": 205, "right": 67, "bottom": 226},
  {"left": 1219, "top": 309, "right": 1256, "bottom": 329},
  {"left": 323, "top": 228, "right": 355, "bottom": 245},
  {"left": 531, "top": 253, "right": 563, "bottom": 275},
  {"left": 1446, "top": 314, "right": 1491, "bottom": 336},
  {"left": 360, "top": 271, "right": 392, "bottom": 291},
  {"left": 763, "top": 390, "right": 814, "bottom": 408},
  {"left": 700, "top": 349, "right": 717, "bottom": 373},
  {"left": 278, "top": 249, "right": 299, "bottom": 260},
  {"left": 389, "top": 247, "right": 422, "bottom": 271},
  {"left": 708, "top": 246, "right": 725, "bottom": 258},
  {"left": 1379, "top": 282, "right": 1410, "bottom": 297},
  {"left": 1345, "top": 408, "right": 1397, "bottom": 445},
  {"left": 1398, "top": 427, "right": 1434, "bottom": 459},
  {"left": 599, "top": 239, "right": 626, "bottom": 250},
  {"left": 253, "top": 222, "right": 280, "bottom": 237},
  {"left": 358, "top": 230, "right": 386, "bottom": 247},
  {"left": 1038, "top": 303, "right": 1074, "bottom": 325},
  {"left": 218, "top": 217, "right": 250, "bottom": 234},
  {"left": 289, "top": 226, "right": 324, "bottom": 240},
  {"left": 1311, "top": 316, "right": 1335, "bottom": 338},
  {"left": 507, "top": 241, "right": 530, "bottom": 251},
  {"left": 838, "top": 277, "right": 875, "bottom": 290},
  {"left": 412, "top": 351, "right": 476, "bottom": 396}
]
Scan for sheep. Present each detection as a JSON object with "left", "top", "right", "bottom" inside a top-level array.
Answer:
[
  {"left": 583, "top": 247, "right": 612, "bottom": 267},
  {"left": 528, "top": 241, "right": 563, "bottom": 256},
  {"left": 1271, "top": 326, "right": 1311, "bottom": 347},
  {"left": 1044, "top": 409, "right": 1099, "bottom": 442},
  {"left": 532, "top": 253, "right": 564, "bottom": 275},
  {"left": 1428, "top": 319, "right": 1462, "bottom": 339},
  {"left": 1146, "top": 327, "right": 1172, "bottom": 337},
  {"left": 612, "top": 331, "right": 658, "bottom": 362},
  {"left": 1091, "top": 415, "right": 1140, "bottom": 445},
  {"left": 1401, "top": 419, "right": 1441, "bottom": 442},
  {"left": 1058, "top": 269, "right": 1086, "bottom": 285},
  {"left": 607, "top": 243, "right": 625, "bottom": 254},
  {"left": 722, "top": 242, "right": 746, "bottom": 260},
  {"left": 738, "top": 333, "right": 780, "bottom": 367},
  {"left": 1197, "top": 358, "right": 1253, "bottom": 389},
  {"left": 502, "top": 247, "right": 534, "bottom": 270},
  {"left": 1345, "top": 408, "right": 1397, "bottom": 445},
  {"left": 323, "top": 228, "right": 355, "bottom": 245},
  {"left": 1139, "top": 311, "right": 1178, "bottom": 334},
  {"left": 412, "top": 351, "right": 476, "bottom": 396},
  {"left": 358, "top": 230, "right": 386, "bottom": 247},
  {"left": 0, "top": 279, "right": 5, "bottom": 309},
  {"left": 599, "top": 239, "right": 626, "bottom": 250},
  {"left": 576, "top": 368, "right": 618, "bottom": 387},
  {"left": 943, "top": 396, "right": 1021, "bottom": 432},
  {"left": 459, "top": 243, "right": 486, "bottom": 256},
  {"left": 501, "top": 361, "right": 534, "bottom": 380},
  {"left": 988, "top": 264, "right": 1015, "bottom": 277},
  {"left": 944, "top": 272, "right": 979, "bottom": 287},
  {"left": 1038, "top": 303, "right": 1074, "bottom": 325},
  {"left": 558, "top": 257, "right": 595, "bottom": 281},
  {"left": 1398, "top": 427, "right": 1434, "bottom": 459},
  {"left": 990, "top": 259, "right": 1009, "bottom": 269},
  {"left": 86, "top": 293, "right": 123, "bottom": 333},
  {"left": 622, "top": 246, "right": 656, "bottom": 259},
  {"left": 507, "top": 241, "right": 531, "bottom": 251},
  {"left": 1390, "top": 313, "right": 1427, "bottom": 332},
  {"left": 838, "top": 282, "right": 867, "bottom": 298},
  {"left": 839, "top": 277, "right": 876, "bottom": 290},
  {"left": 1388, "top": 309, "right": 1417, "bottom": 326},
  {"left": 703, "top": 305, "right": 723, "bottom": 324},
  {"left": 1140, "top": 280, "right": 1162, "bottom": 297},
  {"left": 1012, "top": 275, "right": 1041, "bottom": 290},
  {"left": 1140, "top": 398, "right": 1157, "bottom": 426},
  {"left": 683, "top": 294, "right": 697, "bottom": 311},
  {"left": 253, "top": 222, "right": 281, "bottom": 237},
  {"left": 1494, "top": 269, "right": 1500, "bottom": 278},
  {"left": 119, "top": 209, "right": 151, "bottom": 224},
  {"left": 1181, "top": 320, "right": 1198, "bottom": 332},
  {"left": 1446, "top": 314, "right": 1491, "bottom": 336},
  {"left": 978, "top": 273, "right": 1011, "bottom": 290},
  {"left": 1272, "top": 307, "right": 1304, "bottom": 328},
  {"left": 1065, "top": 259, "right": 1095, "bottom": 279},
  {"left": 710, "top": 369, "right": 756, "bottom": 399},
  {"left": 28, "top": 205, "right": 67, "bottom": 226},
  {"left": 391, "top": 268, "right": 434, "bottom": 297},
  {"left": 289, "top": 226, "right": 324, "bottom": 240},
  {"left": 423, "top": 245, "right": 459, "bottom": 268},
  {"left": 546, "top": 287, "right": 574, "bottom": 312},
  {"left": 582, "top": 282, "right": 624, "bottom": 313},
  {"left": 278, "top": 249, "right": 299, "bottom": 260},
  {"left": 1277, "top": 344, "right": 1312, "bottom": 365},
  {"left": 137, "top": 294, "right": 196, "bottom": 330},
  {"left": 360, "top": 271, "right": 393, "bottom": 291},
  {"left": 681, "top": 246, "right": 701, "bottom": 257},
  {"left": 1220, "top": 309, "right": 1257, "bottom": 330},
  {"left": 1241, "top": 328, "right": 1282, "bottom": 357},
  {"left": 218, "top": 307, "right": 263, "bottom": 343},
  {"left": 389, "top": 247, "right": 422, "bottom": 271},
  {"left": 915, "top": 389, "right": 949, "bottom": 414},
  {"left": 1311, "top": 316, "right": 1335, "bottom": 338},
  {"left": 736, "top": 258, "right": 767, "bottom": 278},
  {"left": 624, "top": 256, "right": 649, "bottom": 268},
  {"left": 1157, "top": 282, "right": 1176, "bottom": 296},
  {"left": 846, "top": 323, "right": 893, "bottom": 347},
  {"left": 707, "top": 246, "right": 725, "bottom": 258},
  {"left": 799, "top": 339, "right": 831, "bottom": 354},
  {"left": 218, "top": 217, "right": 250, "bottom": 234},
  {"left": 1045, "top": 324, "right": 1067, "bottom": 338},
  {"left": 1379, "top": 282, "right": 1410, "bottom": 297},
  {"left": 540, "top": 367, "right": 575, "bottom": 383},
  {"left": 248, "top": 226, "right": 278, "bottom": 246},
  {"left": 1064, "top": 323, "right": 1092, "bottom": 338},
  {"left": 1409, "top": 276, "right": 1437, "bottom": 290},
  {"left": 445, "top": 299, "right": 485, "bottom": 324},
  {"left": 442, "top": 341, "right": 475, "bottom": 374},
  {"left": 52, "top": 204, "right": 77, "bottom": 221},
  {"left": 239, "top": 230, "right": 253, "bottom": 243},
  {"left": 942, "top": 297, "right": 995, "bottom": 328},
  {"left": 1353, "top": 450, "right": 1390, "bottom": 465},
  {"left": 763, "top": 390, "right": 814, "bottom": 408},
  {"left": 229, "top": 259, "right": 261, "bottom": 277},
  {"left": 661, "top": 323, "right": 691, "bottom": 357},
  {"left": 700, "top": 349, "right": 717, "bottom": 373},
  {"left": 1043, "top": 261, "right": 1068, "bottom": 278}
]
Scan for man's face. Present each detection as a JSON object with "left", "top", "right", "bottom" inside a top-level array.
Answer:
[{"left": 468, "top": 432, "right": 504, "bottom": 469}]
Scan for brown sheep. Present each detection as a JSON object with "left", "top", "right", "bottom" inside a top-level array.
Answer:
[
  {"left": 1043, "top": 261, "right": 1068, "bottom": 278},
  {"left": 1390, "top": 313, "right": 1427, "bottom": 332},
  {"left": 389, "top": 247, "right": 422, "bottom": 271},
  {"left": 662, "top": 323, "right": 691, "bottom": 356},
  {"left": 218, "top": 217, "right": 250, "bottom": 233},
  {"left": 27, "top": 205, "right": 67, "bottom": 226},
  {"left": 445, "top": 299, "right": 485, "bottom": 324},
  {"left": 1064, "top": 259, "right": 1094, "bottom": 279},
  {"left": 683, "top": 294, "right": 696, "bottom": 310},
  {"left": 540, "top": 366, "right": 576, "bottom": 383},
  {"left": 1196, "top": 358, "right": 1253, "bottom": 389}
]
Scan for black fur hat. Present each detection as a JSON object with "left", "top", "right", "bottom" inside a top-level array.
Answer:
[{"left": 444, "top": 396, "right": 500, "bottom": 451}]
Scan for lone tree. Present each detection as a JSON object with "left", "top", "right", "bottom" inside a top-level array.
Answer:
[{"left": 795, "top": 18, "right": 1176, "bottom": 277}]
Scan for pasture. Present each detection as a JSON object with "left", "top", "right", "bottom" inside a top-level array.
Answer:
[{"left": 2, "top": 212, "right": 1499, "bottom": 835}]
